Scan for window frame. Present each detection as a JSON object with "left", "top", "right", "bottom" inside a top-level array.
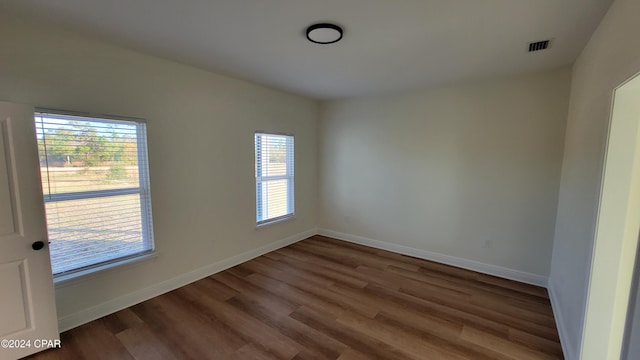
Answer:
[
  {"left": 254, "top": 132, "right": 295, "bottom": 226},
  {"left": 34, "top": 108, "right": 155, "bottom": 281}
]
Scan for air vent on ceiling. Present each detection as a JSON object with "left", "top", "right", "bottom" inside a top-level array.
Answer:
[{"left": 528, "top": 40, "right": 550, "bottom": 52}]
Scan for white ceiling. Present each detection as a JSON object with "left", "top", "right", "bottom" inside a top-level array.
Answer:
[{"left": 1, "top": 0, "right": 613, "bottom": 99}]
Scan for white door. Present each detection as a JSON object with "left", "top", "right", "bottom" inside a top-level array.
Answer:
[{"left": 0, "top": 101, "right": 58, "bottom": 360}]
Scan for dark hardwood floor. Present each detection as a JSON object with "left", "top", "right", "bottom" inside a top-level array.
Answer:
[{"left": 26, "top": 235, "right": 563, "bottom": 359}]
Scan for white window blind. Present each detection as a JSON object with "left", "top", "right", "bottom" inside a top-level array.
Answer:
[
  {"left": 255, "top": 133, "right": 294, "bottom": 225},
  {"left": 34, "top": 110, "right": 154, "bottom": 277}
]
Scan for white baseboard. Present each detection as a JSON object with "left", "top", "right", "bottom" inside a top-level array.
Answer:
[
  {"left": 58, "top": 227, "right": 552, "bottom": 333},
  {"left": 317, "top": 228, "right": 548, "bottom": 287},
  {"left": 548, "top": 281, "right": 575, "bottom": 360},
  {"left": 57, "top": 228, "right": 317, "bottom": 332}
]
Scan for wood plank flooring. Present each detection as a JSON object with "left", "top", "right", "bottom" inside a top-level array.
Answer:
[{"left": 26, "top": 235, "right": 563, "bottom": 360}]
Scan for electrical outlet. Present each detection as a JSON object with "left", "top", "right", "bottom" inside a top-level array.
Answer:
[{"left": 483, "top": 239, "right": 493, "bottom": 249}]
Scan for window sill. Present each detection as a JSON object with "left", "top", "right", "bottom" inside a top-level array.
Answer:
[
  {"left": 256, "top": 215, "right": 296, "bottom": 230},
  {"left": 54, "top": 252, "right": 157, "bottom": 288}
]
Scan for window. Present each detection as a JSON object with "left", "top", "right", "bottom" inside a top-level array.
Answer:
[
  {"left": 35, "top": 110, "right": 154, "bottom": 278},
  {"left": 255, "top": 133, "right": 294, "bottom": 225}
]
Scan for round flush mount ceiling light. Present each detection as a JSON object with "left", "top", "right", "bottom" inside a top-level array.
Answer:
[{"left": 306, "top": 23, "right": 343, "bottom": 44}]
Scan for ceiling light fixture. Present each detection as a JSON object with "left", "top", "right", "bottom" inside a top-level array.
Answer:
[{"left": 306, "top": 23, "right": 343, "bottom": 44}]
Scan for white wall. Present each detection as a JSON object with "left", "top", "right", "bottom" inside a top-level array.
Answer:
[
  {"left": 318, "top": 68, "right": 571, "bottom": 281},
  {"left": 548, "top": 0, "right": 640, "bottom": 358},
  {"left": 0, "top": 14, "right": 318, "bottom": 329}
]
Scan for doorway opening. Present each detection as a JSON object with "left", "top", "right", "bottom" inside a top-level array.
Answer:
[{"left": 580, "top": 73, "right": 640, "bottom": 359}]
